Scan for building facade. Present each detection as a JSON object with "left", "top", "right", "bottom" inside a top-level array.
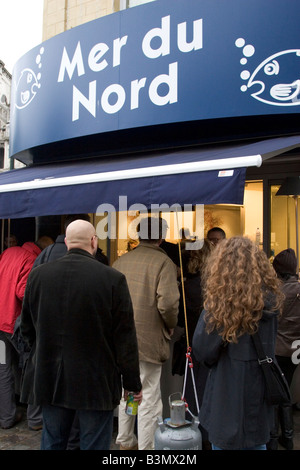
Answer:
[
  {"left": 3, "top": 0, "right": 300, "bottom": 263},
  {"left": 37, "top": 0, "right": 300, "bottom": 261},
  {"left": 42, "top": 0, "right": 156, "bottom": 43},
  {"left": 0, "top": 61, "right": 11, "bottom": 171},
  {"left": 0, "top": 60, "right": 25, "bottom": 172}
]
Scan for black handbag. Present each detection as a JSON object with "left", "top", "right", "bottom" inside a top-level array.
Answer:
[{"left": 251, "top": 332, "right": 291, "bottom": 406}]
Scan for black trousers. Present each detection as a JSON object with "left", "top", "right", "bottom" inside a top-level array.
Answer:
[{"left": 275, "top": 355, "right": 297, "bottom": 388}]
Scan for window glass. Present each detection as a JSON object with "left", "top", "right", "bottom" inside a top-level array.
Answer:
[
  {"left": 243, "top": 181, "right": 263, "bottom": 247},
  {"left": 270, "top": 184, "right": 299, "bottom": 258},
  {"left": 129, "top": 0, "right": 157, "bottom": 7}
]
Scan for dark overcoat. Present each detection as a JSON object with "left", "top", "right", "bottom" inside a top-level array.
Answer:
[
  {"left": 20, "top": 248, "right": 141, "bottom": 410},
  {"left": 276, "top": 276, "right": 300, "bottom": 357},
  {"left": 192, "top": 302, "right": 278, "bottom": 450}
]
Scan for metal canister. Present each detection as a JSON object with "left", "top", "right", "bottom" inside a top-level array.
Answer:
[
  {"left": 169, "top": 392, "right": 186, "bottom": 426},
  {"left": 155, "top": 416, "right": 202, "bottom": 450},
  {"left": 125, "top": 392, "right": 138, "bottom": 416}
]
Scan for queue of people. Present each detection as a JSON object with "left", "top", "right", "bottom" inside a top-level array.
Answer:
[{"left": 0, "top": 218, "right": 299, "bottom": 451}]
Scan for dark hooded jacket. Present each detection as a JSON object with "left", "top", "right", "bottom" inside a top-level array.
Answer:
[{"left": 20, "top": 248, "right": 141, "bottom": 410}]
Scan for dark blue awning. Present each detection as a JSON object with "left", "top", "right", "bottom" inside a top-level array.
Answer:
[{"left": 0, "top": 135, "right": 299, "bottom": 219}]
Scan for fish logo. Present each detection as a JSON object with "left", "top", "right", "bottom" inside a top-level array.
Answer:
[
  {"left": 236, "top": 39, "right": 300, "bottom": 107},
  {"left": 15, "top": 47, "right": 44, "bottom": 110}
]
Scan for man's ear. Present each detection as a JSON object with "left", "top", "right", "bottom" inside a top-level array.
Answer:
[{"left": 91, "top": 235, "right": 98, "bottom": 252}]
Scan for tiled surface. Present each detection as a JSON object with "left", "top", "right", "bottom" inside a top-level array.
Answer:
[{"left": 0, "top": 404, "right": 299, "bottom": 450}]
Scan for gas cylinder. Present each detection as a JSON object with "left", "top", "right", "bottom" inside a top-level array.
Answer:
[{"left": 154, "top": 393, "right": 202, "bottom": 450}]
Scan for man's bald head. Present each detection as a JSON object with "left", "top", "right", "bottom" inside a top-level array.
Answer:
[{"left": 65, "top": 220, "right": 98, "bottom": 255}]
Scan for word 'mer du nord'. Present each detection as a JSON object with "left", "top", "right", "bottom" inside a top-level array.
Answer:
[{"left": 57, "top": 15, "right": 203, "bottom": 121}]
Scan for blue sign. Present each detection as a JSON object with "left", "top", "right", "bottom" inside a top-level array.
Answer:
[{"left": 10, "top": 0, "right": 300, "bottom": 160}]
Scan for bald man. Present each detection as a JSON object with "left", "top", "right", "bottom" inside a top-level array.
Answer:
[{"left": 19, "top": 220, "right": 142, "bottom": 450}]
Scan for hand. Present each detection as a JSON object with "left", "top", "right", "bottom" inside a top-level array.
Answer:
[{"left": 124, "top": 389, "right": 143, "bottom": 405}]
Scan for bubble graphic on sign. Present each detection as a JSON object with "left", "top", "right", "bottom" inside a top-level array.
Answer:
[
  {"left": 15, "top": 47, "right": 45, "bottom": 110},
  {"left": 235, "top": 38, "right": 255, "bottom": 92},
  {"left": 36, "top": 47, "right": 44, "bottom": 80}
]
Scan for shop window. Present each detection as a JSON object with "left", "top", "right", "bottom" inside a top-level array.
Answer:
[
  {"left": 94, "top": 181, "right": 265, "bottom": 264},
  {"left": 204, "top": 204, "right": 242, "bottom": 239},
  {"left": 104, "top": 206, "right": 203, "bottom": 262},
  {"left": 158, "top": 207, "right": 201, "bottom": 244},
  {"left": 203, "top": 181, "right": 263, "bottom": 244},
  {"left": 270, "top": 184, "right": 299, "bottom": 258},
  {"left": 243, "top": 181, "right": 263, "bottom": 247}
]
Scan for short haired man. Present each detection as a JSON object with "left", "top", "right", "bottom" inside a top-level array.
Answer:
[
  {"left": 207, "top": 227, "right": 226, "bottom": 246},
  {"left": 20, "top": 220, "right": 142, "bottom": 450},
  {"left": 113, "top": 216, "right": 179, "bottom": 450},
  {"left": 4, "top": 234, "right": 18, "bottom": 249}
]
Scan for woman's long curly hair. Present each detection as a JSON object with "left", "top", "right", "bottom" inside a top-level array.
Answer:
[{"left": 202, "top": 236, "right": 284, "bottom": 343}]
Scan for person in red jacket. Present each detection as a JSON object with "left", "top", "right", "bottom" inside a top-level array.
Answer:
[{"left": 0, "top": 237, "right": 53, "bottom": 429}]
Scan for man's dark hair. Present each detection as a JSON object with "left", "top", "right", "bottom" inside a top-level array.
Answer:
[
  {"left": 137, "top": 217, "right": 168, "bottom": 243},
  {"left": 207, "top": 227, "right": 226, "bottom": 239}
]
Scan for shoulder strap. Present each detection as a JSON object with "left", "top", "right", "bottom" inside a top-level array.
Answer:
[{"left": 251, "top": 332, "right": 272, "bottom": 363}]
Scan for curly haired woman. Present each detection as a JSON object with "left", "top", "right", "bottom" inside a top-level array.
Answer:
[{"left": 192, "top": 236, "right": 284, "bottom": 450}]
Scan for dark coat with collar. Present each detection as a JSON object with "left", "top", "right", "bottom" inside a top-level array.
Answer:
[
  {"left": 192, "top": 301, "right": 278, "bottom": 450},
  {"left": 32, "top": 234, "right": 66, "bottom": 267},
  {"left": 20, "top": 248, "right": 141, "bottom": 410},
  {"left": 276, "top": 275, "right": 300, "bottom": 357}
]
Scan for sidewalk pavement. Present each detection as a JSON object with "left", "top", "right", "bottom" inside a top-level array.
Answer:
[
  {"left": 0, "top": 404, "right": 119, "bottom": 451},
  {"left": 1, "top": 404, "right": 300, "bottom": 451}
]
